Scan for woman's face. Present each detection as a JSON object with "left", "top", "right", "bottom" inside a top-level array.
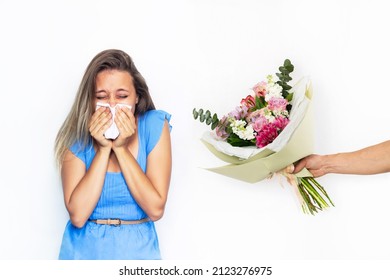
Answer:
[{"left": 94, "top": 69, "right": 138, "bottom": 113}]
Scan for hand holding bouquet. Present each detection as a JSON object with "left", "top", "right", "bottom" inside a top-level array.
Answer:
[{"left": 193, "top": 60, "right": 334, "bottom": 215}]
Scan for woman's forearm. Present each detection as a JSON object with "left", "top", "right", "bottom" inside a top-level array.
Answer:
[
  {"left": 64, "top": 147, "right": 111, "bottom": 227},
  {"left": 113, "top": 146, "right": 168, "bottom": 221}
]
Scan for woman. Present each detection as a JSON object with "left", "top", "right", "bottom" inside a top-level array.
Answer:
[
  {"left": 54, "top": 49, "right": 172, "bottom": 260},
  {"left": 294, "top": 140, "right": 390, "bottom": 177}
]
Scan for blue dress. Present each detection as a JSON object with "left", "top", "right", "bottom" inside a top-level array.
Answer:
[{"left": 58, "top": 110, "right": 171, "bottom": 260}]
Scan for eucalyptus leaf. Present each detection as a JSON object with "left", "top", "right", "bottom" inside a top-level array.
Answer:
[{"left": 205, "top": 110, "right": 211, "bottom": 119}]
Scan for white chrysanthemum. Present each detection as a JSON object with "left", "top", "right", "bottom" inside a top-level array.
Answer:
[
  {"left": 230, "top": 119, "right": 246, "bottom": 128},
  {"left": 230, "top": 119, "right": 255, "bottom": 140},
  {"left": 265, "top": 83, "right": 283, "bottom": 102},
  {"left": 272, "top": 109, "right": 289, "bottom": 117}
]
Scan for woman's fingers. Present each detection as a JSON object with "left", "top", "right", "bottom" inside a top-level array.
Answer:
[
  {"left": 89, "top": 107, "right": 111, "bottom": 132},
  {"left": 113, "top": 107, "right": 136, "bottom": 148},
  {"left": 293, "top": 154, "right": 326, "bottom": 178},
  {"left": 120, "top": 105, "right": 134, "bottom": 121},
  {"left": 89, "top": 106, "right": 135, "bottom": 149},
  {"left": 89, "top": 107, "right": 107, "bottom": 126},
  {"left": 89, "top": 107, "right": 113, "bottom": 147},
  {"left": 115, "top": 107, "right": 136, "bottom": 136},
  {"left": 90, "top": 116, "right": 112, "bottom": 138}
]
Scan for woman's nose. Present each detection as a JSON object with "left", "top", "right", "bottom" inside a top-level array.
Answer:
[{"left": 108, "top": 98, "right": 116, "bottom": 107}]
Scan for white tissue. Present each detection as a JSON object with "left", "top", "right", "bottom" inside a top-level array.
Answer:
[{"left": 95, "top": 102, "right": 132, "bottom": 139}]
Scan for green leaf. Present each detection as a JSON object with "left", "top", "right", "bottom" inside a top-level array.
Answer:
[
  {"left": 286, "top": 93, "right": 294, "bottom": 102},
  {"left": 276, "top": 59, "right": 294, "bottom": 93},
  {"left": 227, "top": 134, "right": 254, "bottom": 147},
  {"left": 211, "top": 121, "right": 218, "bottom": 130},
  {"left": 193, "top": 108, "right": 199, "bottom": 119},
  {"left": 205, "top": 110, "right": 211, "bottom": 119},
  {"left": 284, "top": 59, "right": 292, "bottom": 67},
  {"left": 285, "top": 65, "right": 294, "bottom": 72},
  {"left": 193, "top": 108, "right": 219, "bottom": 130},
  {"left": 255, "top": 95, "right": 265, "bottom": 109},
  {"left": 279, "top": 66, "right": 287, "bottom": 73}
]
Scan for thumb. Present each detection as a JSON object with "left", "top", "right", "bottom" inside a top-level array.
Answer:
[{"left": 293, "top": 158, "right": 307, "bottom": 174}]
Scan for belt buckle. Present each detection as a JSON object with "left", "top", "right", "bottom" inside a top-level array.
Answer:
[{"left": 109, "top": 218, "right": 121, "bottom": 226}]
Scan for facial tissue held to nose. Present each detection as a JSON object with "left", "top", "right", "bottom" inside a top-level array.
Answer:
[{"left": 96, "top": 102, "right": 132, "bottom": 139}]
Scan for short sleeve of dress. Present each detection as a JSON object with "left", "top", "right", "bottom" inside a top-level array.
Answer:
[
  {"left": 144, "top": 110, "right": 172, "bottom": 156},
  {"left": 69, "top": 141, "right": 87, "bottom": 165}
]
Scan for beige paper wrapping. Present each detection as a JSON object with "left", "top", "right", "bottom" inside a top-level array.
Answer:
[{"left": 201, "top": 82, "right": 314, "bottom": 183}]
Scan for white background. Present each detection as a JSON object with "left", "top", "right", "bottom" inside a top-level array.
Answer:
[{"left": 0, "top": 0, "right": 389, "bottom": 261}]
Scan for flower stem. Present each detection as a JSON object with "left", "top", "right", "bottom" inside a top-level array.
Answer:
[{"left": 297, "top": 177, "right": 334, "bottom": 215}]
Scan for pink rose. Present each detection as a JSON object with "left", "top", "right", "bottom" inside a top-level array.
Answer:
[
  {"left": 267, "top": 97, "right": 288, "bottom": 112},
  {"left": 252, "top": 81, "right": 267, "bottom": 97},
  {"left": 251, "top": 114, "right": 268, "bottom": 132},
  {"left": 246, "top": 108, "right": 265, "bottom": 122}
]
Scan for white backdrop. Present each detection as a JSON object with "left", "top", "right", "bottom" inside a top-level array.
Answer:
[{"left": 0, "top": 0, "right": 389, "bottom": 260}]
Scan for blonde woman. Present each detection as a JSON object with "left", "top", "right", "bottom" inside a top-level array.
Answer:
[{"left": 54, "top": 49, "right": 172, "bottom": 259}]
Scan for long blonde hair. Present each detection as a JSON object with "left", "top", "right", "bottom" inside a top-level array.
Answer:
[{"left": 54, "top": 49, "right": 155, "bottom": 167}]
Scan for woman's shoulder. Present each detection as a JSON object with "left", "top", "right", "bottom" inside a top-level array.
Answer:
[
  {"left": 141, "top": 109, "right": 171, "bottom": 126},
  {"left": 69, "top": 139, "right": 94, "bottom": 164},
  {"left": 139, "top": 109, "right": 172, "bottom": 155}
]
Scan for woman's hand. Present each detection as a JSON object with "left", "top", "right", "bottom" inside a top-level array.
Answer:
[
  {"left": 113, "top": 106, "right": 136, "bottom": 149},
  {"left": 88, "top": 107, "right": 113, "bottom": 150}
]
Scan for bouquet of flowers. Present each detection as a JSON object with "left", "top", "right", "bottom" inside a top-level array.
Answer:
[{"left": 193, "top": 59, "right": 334, "bottom": 215}]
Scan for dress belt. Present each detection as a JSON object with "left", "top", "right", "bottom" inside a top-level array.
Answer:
[{"left": 89, "top": 217, "right": 150, "bottom": 226}]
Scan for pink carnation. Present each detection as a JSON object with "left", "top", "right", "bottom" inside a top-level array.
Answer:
[
  {"left": 255, "top": 123, "right": 278, "bottom": 148},
  {"left": 273, "top": 116, "right": 289, "bottom": 131}
]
